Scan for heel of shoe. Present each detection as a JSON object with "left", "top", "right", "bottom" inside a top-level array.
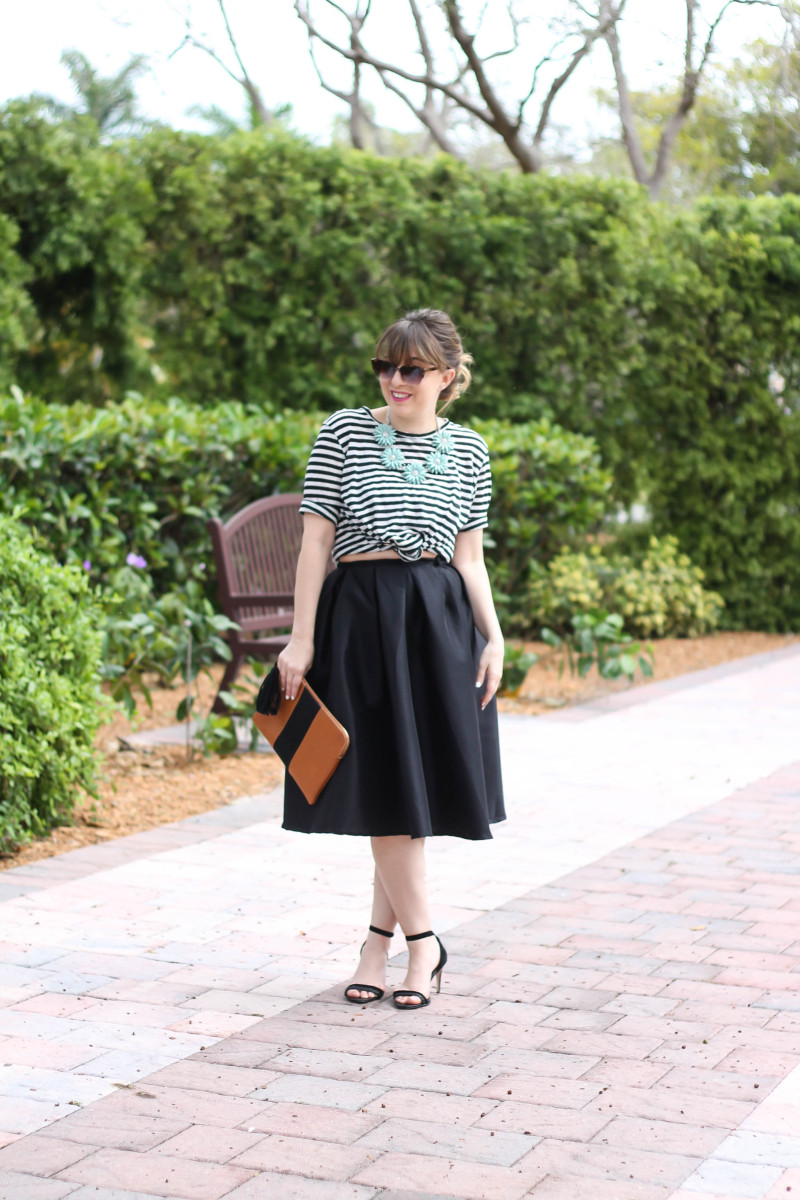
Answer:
[{"left": 433, "top": 935, "right": 447, "bottom": 992}]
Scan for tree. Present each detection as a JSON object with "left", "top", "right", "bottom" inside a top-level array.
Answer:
[
  {"left": 171, "top": 0, "right": 280, "bottom": 128},
  {"left": 294, "top": 0, "right": 800, "bottom": 198},
  {"left": 187, "top": 101, "right": 295, "bottom": 137},
  {"left": 729, "top": 38, "right": 800, "bottom": 194},
  {"left": 576, "top": 36, "right": 800, "bottom": 200},
  {"left": 52, "top": 50, "right": 151, "bottom": 137}
]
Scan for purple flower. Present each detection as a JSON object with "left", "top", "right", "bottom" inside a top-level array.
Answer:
[
  {"left": 126, "top": 553, "right": 148, "bottom": 570},
  {"left": 82, "top": 560, "right": 91, "bottom": 571}
]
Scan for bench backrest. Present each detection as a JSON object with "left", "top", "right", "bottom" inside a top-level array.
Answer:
[{"left": 209, "top": 495, "right": 303, "bottom": 636}]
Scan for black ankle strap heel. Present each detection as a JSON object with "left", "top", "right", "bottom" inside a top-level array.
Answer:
[
  {"left": 343, "top": 925, "right": 396, "bottom": 1005},
  {"left": 392, "top": 931, "right": 448, "bottom": 1010}
]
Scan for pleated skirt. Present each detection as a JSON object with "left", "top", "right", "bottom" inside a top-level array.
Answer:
[{"left": 282, "top": 557, "right": 505, "bottom": 840}]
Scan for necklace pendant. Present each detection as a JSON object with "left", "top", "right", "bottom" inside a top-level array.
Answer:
[
  {"left": 373, "top": 423, "right": 396, "bottom": 447},
  {"left": 426, "top": 450, "right": 450, "bottom": 475},
  {"left": 381, "top": 445, "right": 405, "bottom": 470},
  {"left": 403, "top": 461, "right": 427, "bottom": 485},
  {"left": 431, "top": 429, "right": 454, "bottom": 454}
]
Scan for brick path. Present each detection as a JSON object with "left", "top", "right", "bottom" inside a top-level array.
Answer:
[{"left": 0, "top": 645, "right": 799, "bottom": 1199}]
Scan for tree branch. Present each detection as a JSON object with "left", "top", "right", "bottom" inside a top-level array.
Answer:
[
  {"left": 604, "top": 0, "right": 797, "bottom": 197},
  {"left": 481, "top": 1, "right": 523, "bottom": 65},
  {"left": 534, "top": 2, "right": 624, "bottom": 145},
  {"left": 442, "top": 0, "right": 541, "bottom": 170},
  {"left": 375, "top": 69, "right": 463, "bottom": 156},
  {"left": 649, "top": 0, "right": 703, "bottom": 193},
  {"left": 294, "top": 0, "right": 494, "bottom": 126},
  {"left": 652, "top": 0, "right": 795, "bottom": 195},
  {"left": 171, "top": 2, "right": 273, "bottom": 126},
  {"left": 602, "top": 0, "right": 650, "bottom": 186}
]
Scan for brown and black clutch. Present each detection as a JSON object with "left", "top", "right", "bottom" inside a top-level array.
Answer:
[{"left": 252, "top": 666, "right": 350, "bottom": 806}]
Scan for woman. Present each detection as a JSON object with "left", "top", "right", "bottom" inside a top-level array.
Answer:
[{"left": 277, "top": 308, "right": 505, "bottom": 1010}]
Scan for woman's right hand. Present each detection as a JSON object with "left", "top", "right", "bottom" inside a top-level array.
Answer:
[{"left": 277, "top": 637, "right": 314, "bottom": 701}]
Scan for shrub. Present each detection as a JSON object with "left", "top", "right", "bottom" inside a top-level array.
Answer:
[
  {"left": 0, "top": 389, "right": 320, "bottom": 599},
  {"left": 472, "top": 418, "right": 613, "bottom": 627},
  {"left": 0, "top": 393, "right": 614, "bottom": 635},
  {"left": 542, "top": 611, "right": 654, "bottom": 682},
  {"left": 527, "top": 537, "right": 724, "bottom": 638},
  {"left": 0, "top": 516, "right": 106, "bottom": 849},
  {"left": 4, "top": 112, "right": 800, "bottom": 626},
  {"left": 0, "top": 214, "right": 36, "bottom": 390},
  {"left": 622, "top": 196, "right": 800, "bottom": 631},
  {"left": 1, "top": 113, "right": 648, "bottom": 426},
  {"left": 99, "top": 561, "right": 238, "bottom": 718},
  {"left": 0, "top": 102, "right": 154, "bottom": 402}
]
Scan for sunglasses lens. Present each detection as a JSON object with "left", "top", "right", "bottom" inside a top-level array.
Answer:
[
  {"left": 398, "top": 365, "right": 425, "bottom": 384},
  {"left": 370, "top": 360, "right": 427, "bottom": 384}
]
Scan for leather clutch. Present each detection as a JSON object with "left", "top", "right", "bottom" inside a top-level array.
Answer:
[{"left": 252, "top": 666, "right": 350, "bottom": 805}]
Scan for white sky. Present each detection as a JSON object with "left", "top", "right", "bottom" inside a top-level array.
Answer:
[{"left": 0, "top": 1, "right": 784, "bottom": 145}]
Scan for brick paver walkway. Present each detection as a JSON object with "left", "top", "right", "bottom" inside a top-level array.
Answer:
[{"left": 0, "top": 645, "right": 798, "bottom": 1200}]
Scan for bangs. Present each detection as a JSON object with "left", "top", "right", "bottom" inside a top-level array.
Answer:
[{"left": 375, "top": 320, "right": 449, "bottom": 369}]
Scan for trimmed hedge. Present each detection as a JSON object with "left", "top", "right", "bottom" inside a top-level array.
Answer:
[
  {"left": 0, "top": 516, "right": 105, "bottom": 849},
  {"left": 0, "top": 111, "right": 649, "bottom": 432},
  {"left": 621, "top": 197, "right": 800, "bottom": 631},
  {"left": 0, "top": 392, "right": 612, "bottom": 624},
  {"left": 2, "top": 110, "right": 800, "bottom": 627},
  {"left": 0, "top": 390, "right": 317, "bottom": 595},
  {"left": 471, "top": 417, "right": 612, "bottom": 618}
]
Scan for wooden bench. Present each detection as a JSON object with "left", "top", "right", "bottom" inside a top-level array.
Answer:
[{"left": 207, "top": 494, "right": 304, "bottom": 714}]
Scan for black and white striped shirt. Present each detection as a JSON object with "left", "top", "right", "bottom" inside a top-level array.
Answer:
[{"left": 300, "top": 406, "right": 492, "bottom": 563}]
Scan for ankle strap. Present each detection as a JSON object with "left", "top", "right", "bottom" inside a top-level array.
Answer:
[
  {"left": 405, "top": 930, "right": 434, "bottom": 942},
  {"left": 369, "top": 925, "right": 394, "bottom": 938}
]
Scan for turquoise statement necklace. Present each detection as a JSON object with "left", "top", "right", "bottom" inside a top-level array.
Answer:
[{"left": 372, "top": 413, "right": 454, "bottom": 485}]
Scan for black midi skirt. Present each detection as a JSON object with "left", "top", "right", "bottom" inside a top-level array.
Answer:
[{"left": 282, "top": 557, "right": 505, "bottom": 840}]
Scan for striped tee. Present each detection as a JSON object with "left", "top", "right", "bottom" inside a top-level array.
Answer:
[{"left": 299, "top": 406, "right": 492, "bottom": 563}]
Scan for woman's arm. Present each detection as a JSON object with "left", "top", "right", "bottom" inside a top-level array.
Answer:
[
  {"left": 451, "top": 528, "right": 504, "bottom": 710},
  {"left": 277, "top": 513, "right": 335, "bottom": 701}
]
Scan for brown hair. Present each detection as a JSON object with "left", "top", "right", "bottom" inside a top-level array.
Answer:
[{"left": 374, "top": 308, "right": 473, "bottom": 414}]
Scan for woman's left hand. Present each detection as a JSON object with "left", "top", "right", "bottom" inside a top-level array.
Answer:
[{"left": 476, "top": 639, "right": 504, "bottom": 710}]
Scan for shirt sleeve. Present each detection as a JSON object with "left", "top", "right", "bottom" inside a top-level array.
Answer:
[
  {"left": 299, "top": 419, "right": 345, "bottom": 525},
  {"left": 460, "top": 439, "right": 492, "bottom": 531}
]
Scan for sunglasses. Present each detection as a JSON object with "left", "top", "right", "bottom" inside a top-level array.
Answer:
[{"left": 371, "top": 358, "right": 437, "bottom": 385}]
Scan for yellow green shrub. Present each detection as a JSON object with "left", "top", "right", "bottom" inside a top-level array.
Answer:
[{"left": 528, "top": 537, "right": 724, "bottom": 638}]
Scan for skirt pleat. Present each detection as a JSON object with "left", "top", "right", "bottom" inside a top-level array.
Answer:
[{"left": 282, "top": 558, "right": 505, "bottom": 840}]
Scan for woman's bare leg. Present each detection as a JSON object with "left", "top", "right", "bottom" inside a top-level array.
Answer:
[
  {"left": 345, "top": 870, "right": 397, "bottom": 1002},
  {"left": 371, "top": 835, "right": 442, "bottom": 1006}
]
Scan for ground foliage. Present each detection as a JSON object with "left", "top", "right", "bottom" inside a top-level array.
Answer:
[
  {"left": 1, "top": 112, "right": 799, "bottom": 626},
  {"left": 0, "top": 516, "right": 106, "bottom": 849}
]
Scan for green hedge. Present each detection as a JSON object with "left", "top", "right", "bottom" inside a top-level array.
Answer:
[
  {"left": 0, "top": 516, "right": 105, "bottom": 849},
  {"left": 0, "top": 389, "right": 318, "bottom": 595},
  {"left": 471, "top": 417, "right": 612, "bottom": 619},
  {"left": 0, "top": 111, "right": 649, "bottom": 431},
  {"left": 621, "top": 197, "right": 800, "bottom": 630},
  {"left": 0, "top": 392, "right": 612, "bottom": 622},
  {"left": 2, "top": 109, "right": 800, "bottom": 627}
]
